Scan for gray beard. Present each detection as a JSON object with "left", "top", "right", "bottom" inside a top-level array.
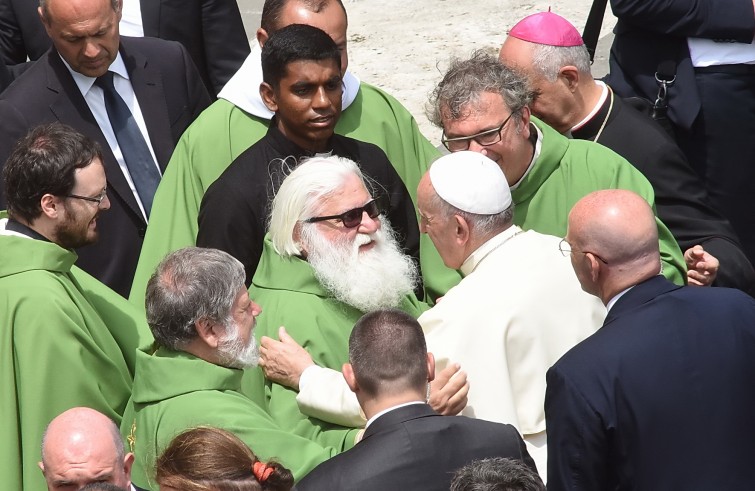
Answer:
[
  {"left": 301, "top": 219, "right": 418, "bottom": 313},
  {"left": 217, "top": 322, "right": 260, "bottom": 369}
]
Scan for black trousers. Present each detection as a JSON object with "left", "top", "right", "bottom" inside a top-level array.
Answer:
[{"left": 676, "top": 65, "right": 755, "bottom": 268}]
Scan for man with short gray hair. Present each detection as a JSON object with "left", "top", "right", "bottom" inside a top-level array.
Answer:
[
  {"left": 121, "top": 247, "right": 348, "bottom": 489},
  {"left": 430, "top": 50, "right": 686, "bottom": 287}
]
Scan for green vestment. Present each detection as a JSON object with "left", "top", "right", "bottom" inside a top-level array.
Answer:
[
  {"left": 242, "top": 237, "right": 428, "bottom": 440},
  {"left": 0, "top": 232, "right": 151, "bottom": 491},
  {"left": 123, "top": 348, "right": 347, "bottom": 488},
  {"left": 512, "top": 120, "right": 685, "bottom": 284},
  {"left": 128, "top": 83, "right": 454, "bottom": 306}
]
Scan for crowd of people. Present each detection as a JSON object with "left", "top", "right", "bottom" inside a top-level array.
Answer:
[{"left": 2, "top": 0, "right": 755, "bottom": 490}]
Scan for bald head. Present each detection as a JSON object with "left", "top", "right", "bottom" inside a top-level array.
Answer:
[
  {"left": 40, "top": 407, "right": 132, "bottom": 491},
  {"left": 567, "top": 190, "right": 661, "bottom": 302}
]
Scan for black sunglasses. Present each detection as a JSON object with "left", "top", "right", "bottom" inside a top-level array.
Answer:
[{"left": 304, "top": 198, "right": 383, "bottom": 228}]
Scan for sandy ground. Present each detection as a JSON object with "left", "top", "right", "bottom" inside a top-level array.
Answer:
[{"left": 236, "top": 0, "right": 616, "bottom": 144}]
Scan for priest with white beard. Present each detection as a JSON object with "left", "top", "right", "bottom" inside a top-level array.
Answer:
[{"left": 242, "top": 155, "right": 467, "bottom": 449}]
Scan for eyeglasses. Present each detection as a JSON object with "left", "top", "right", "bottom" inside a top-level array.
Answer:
[
  {"left": 441, "top": 110, "right": 518, "bottom": 152},
  {"left": 65, "top": 189, "right": 108, "bottom": 205},
  {"left": 304, "top": 198, "right": 382, "bottom": 228},
  {"left": 558, "top": 238, "right": 609, "bottom": 264}
]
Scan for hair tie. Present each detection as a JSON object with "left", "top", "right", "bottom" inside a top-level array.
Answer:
[{"left": 253, "top": 461, "right": 274, "bottom": 482}]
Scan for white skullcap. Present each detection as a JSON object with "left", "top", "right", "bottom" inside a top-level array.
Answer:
[{"left": 428, "top": 151, "right": 512, "bottom": 214}]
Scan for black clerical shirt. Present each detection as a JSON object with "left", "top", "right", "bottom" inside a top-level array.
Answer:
[{"left": 196, "top": 122, "right": 420, "bottom": 287}]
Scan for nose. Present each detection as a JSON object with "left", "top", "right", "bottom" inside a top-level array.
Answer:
[
  {"left": 251, "top": 301, "right": 262, "bottom": 317},
  {"left": 467, "top": 138, "right": 486, "bottom": 154},
  {"left": 358, "top": 210, "right": 380, "bottom": 234},
  {"left": 83, "top": 40, "right": 100, "bottom": 58},
  {"left": 312, "top": 87, "right": 330, "bottom": 109},
  {"left": 100, "top": 193, "right": 111, "bottom": 211}
]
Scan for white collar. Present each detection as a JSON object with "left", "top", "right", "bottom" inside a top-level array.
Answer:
[
  {"left": 460, "top": 225, "right": 523, "bottom": 276},
  {"left": 365, "top": 401, "right": 425, "bottom": 429},
  {"left": 61, "top": 52, "right": 129, "bottom": 95},
  {"left": 217, "top": 42, "right": 361, "bottom": 118},
  {"left": 0, "top": 218, "right": 30, "bottom": 238},
  {"left": 606, "top": 285, "right": 634, "bottom": 312},
  {"left": 570, "top": 80, "right": 609, "bottom": 133}
]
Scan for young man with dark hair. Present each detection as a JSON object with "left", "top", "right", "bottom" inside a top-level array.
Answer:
[
  {"left": 296, "top": 309, "right": 536, "bottom": 491},
  {"left": 195, "top": 24, "right": 418, "bottom": 287}
]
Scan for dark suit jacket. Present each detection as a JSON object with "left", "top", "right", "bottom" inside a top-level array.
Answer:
[
  {"left": 0, "top": 0, "right": 249, "bottom": 97},
  {"left": 545, "top": 276, "right": 755, "bottom": 490},
  {"left": 605, "top": 0, "right": 755, "bottom": 129},
  {"left": 0, "top": 36, "right": 211, "bottom": 296},
  {"left": 573, "top": 93, "right": 755, "bottom": 294},
  {"left": 295, "top": 403, "right": 537, "bottom": 491}
]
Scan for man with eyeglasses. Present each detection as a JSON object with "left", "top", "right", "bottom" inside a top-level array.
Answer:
[
  {"left": 0, "top": 122, "right": 151, "bottom": 491},
  {"left": 194, "top": 24, "right": 418, "bottom": 290},
  {"left": 242, "top": 154, "right": 467, "bottom": 451},
  {"left": 429, "top": 50, "right": 687, "bottom": 288}
]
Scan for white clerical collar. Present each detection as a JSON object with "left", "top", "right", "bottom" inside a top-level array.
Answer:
[
  {"left": 570, "top": 80, "right": 608, "bottom": 133},
  {"left": 365, "top": 401, "right": 425, "bottom": 429},
  {"left": 61, "top": 52, "right": 129, "bottom": 96},
  {"left": 0, "top": 218, "right": 30, "bottom": 238},
  {"left": 218, "top": 42, "right": 361, "bottom": 118},
  {"left": 509, "top": 123, "right": 542, "bottom": 190},
  {"left": 606, "top": 285, "right": 634, "bottom": 312},
  {"left": 460, "top": 225, "right": 523, "bottom": 277}
]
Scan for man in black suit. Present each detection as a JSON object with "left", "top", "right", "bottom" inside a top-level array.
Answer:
[
  {"left": 546, "top": 189, "right": 755, "bottom": 490},
  {"left": 0, "top": 0, "right": 211, "bottom": 296},
  {"left": 605, "top": 0, "right": 755, "bottom": 271},
  {"left": 296, "top": 309, "right": 536, "bottom": 491},
  {"left": 0, "top": 0, "right": 248, "bottom": 97},
  {"left": 498, "top": 11, "right": 755, "bottom": 295}
]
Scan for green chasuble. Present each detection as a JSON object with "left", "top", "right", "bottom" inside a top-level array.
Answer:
[
  {"left": 128, "top": 83, "right": 459, "bottom": 307},
  {"left": 510, "top": 119, "right": 686, "bottom": 284},
  {"left": 0, "top": 232, "right": 152, "bottom": 491},
  {"left": 242, "top": 237, "right": 429, "bottom": 442},
  {"left": 123, "top": 348, "right": 346, "bottom": 488}
]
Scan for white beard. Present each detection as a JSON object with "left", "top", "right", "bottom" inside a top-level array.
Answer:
[
  {"left": 217, "top": 321, "right": 260, "bottom": 369},
  {"left": 301, "top": 219, "right": 418, "bottom": 313}
]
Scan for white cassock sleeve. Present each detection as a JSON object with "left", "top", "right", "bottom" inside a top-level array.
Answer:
[{"left": 296, "top": 365, "right": 367, "bottom": 428}]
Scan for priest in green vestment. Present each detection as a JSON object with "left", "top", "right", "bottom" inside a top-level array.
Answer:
[
  {"left": 1, "top": 123, "right": 151, "bottom": 491},
  {"left": 129, "top": 0, "right": 456, "bottom": 307},
  {"left": 429, "top": 52, "right": 687, "bottom": 284},
  {"left": 122, "top": 247, "right": 353, "bottom": 489}
]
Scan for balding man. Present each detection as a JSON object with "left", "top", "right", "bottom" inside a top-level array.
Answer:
[
  {"left": 39, "top": 407, "right": 134, "bottom": 491},
  {"left": 546, "top": 190, "right": 755, "bottom": 490},
  {"left": 498, "top": 11, "right": 754, "bottom": 294}
]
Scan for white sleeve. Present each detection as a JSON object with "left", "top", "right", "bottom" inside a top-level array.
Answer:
[{"left": 295, "top": 365, "right": 367, "bottom": 428}]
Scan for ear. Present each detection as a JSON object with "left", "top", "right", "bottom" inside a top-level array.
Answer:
[
  {"left": 260, "top": 82, "right": 278, "bottom": 113},
  {"left": 426, "top": 352, "right": 436, "bottom": 383},
  {"left": 452, "top": 214, "right": 471, "bottom": 246},
  {"left": 587, "top": 253, "right": 602, "bottom": 283},
  {"left": 519, "top": 105, "right": 532, "bottom": 138},
  {"left": 38, "top": 461, "right": 45, "bottom": 473},
  {"left": 115, "top": 0, "right": 123, "bottom": 20},
  {"left": 256, "top": 28, "right": 269, "bottom": 48},
  {"left": 40, "top": 193, "right": 61, "bottom": 219},
  {"left": 195, "top": 317, "right": 223, "bottom": 349},
  {"left": 342, "top": 363, "right": 359, "bottom": 393},
  {"left": 37, "top": 6, "right": 47, "bottom": 27},
  {"left": 558, "top": 65, "right": 580, "bottom": 92},
  {"left": 123, "top": 452, "right": 134, "bottom": 482}
]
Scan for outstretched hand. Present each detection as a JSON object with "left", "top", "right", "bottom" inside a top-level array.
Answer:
[
  {"left": 428, "top": 363, "right": 469, "bottom": 415},
  {"left": 258, "top": 326, "right": 313, "bottom": 390}
]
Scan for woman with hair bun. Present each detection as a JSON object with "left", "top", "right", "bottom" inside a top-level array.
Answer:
[{"left": 155, "top": 427, "right": 294, "bottom": 491}]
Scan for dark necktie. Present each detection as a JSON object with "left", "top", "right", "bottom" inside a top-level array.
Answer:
[{"left": 95, "top": 71, "right": 160, "bottom": 218}]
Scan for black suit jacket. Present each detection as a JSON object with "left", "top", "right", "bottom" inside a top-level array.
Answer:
[
  {"left": 0, "top": 36, "right": 211, "bottom": 296},
  {"left": 296, "top": 404, "right": 536, "bottom": 491},
  {"left": 605, "top": 0, "right": 755, "bottom": 130},
  {"left": 0, "top": 0, "right": 249, "bottom": 97},
  {"left": 546, "top": 276, "right": 755, "bottom": 490},
  {"left": 573, "top": 94, "right": 755, "bottom": 294}
]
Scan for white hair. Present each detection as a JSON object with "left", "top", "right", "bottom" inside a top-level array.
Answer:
[
  {"left": 531, "top": 43, "right": 591, "bottom": 81},
  {"left": 268, "top": 155, "right": 367, "bottom": 256}
]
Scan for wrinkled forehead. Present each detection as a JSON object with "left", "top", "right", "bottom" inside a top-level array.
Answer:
[{"left": 313, "top": 173, "right": 371, "bottom": 215}]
